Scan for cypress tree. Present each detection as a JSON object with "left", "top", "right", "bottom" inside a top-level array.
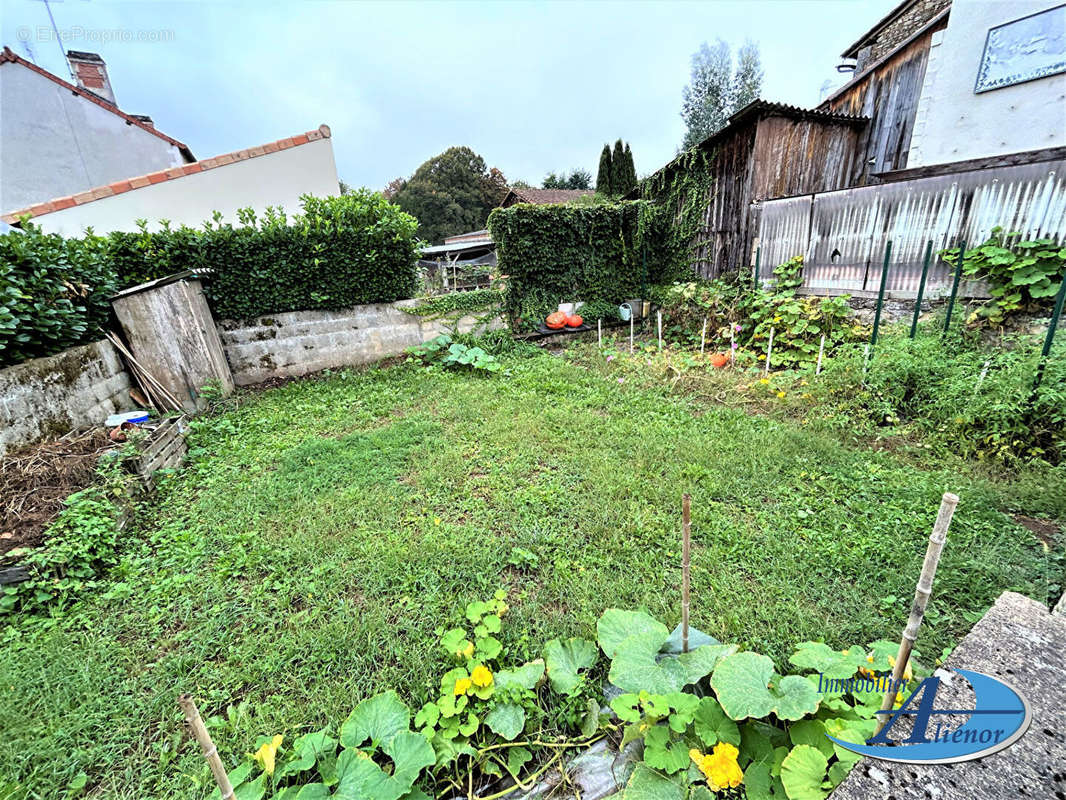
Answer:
[
  {"left": 623, "top": 143, "right": 637, "bottom": 194},
  {"left": 611, "top": 140, "right": 626, "bottom": 196},
  {"left": 596, "top": 144, "right": 612, "bottom": 195}
]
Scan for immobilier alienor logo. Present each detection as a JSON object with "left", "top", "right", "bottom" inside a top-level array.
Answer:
[{"left": 817, "top": 669, "right": 1031, "bottom": 764}]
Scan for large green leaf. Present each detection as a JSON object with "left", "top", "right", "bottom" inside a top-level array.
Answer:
[
  {"left": 335, "top": 730, "right": 434, "bottom": 800},
  {"left": 495, "top": 660, "right": 545, "bottom": 691},
  {"left": 692, "top": 697, "right": 740, "bottom": 748},
  {"left": 544, "top": 637, "right": 598, "bottom": 696},
  {"left": 642, "top": 726, "right": 690, "bottom": 774},
  {"left": 677, "top": 644, "right": 738, "bottom": 684},
  {"left": 622, "top": 764, "right": 684, "bottom": 800},
  {"left": 770, "top": 676, "right": 820, "bottom": 721},
  {"left": 779, "top": 745, "right": 828, "bottom": 800},
  {"left": 340, "top": 691, "right": 411, "bottom": 750},
  {"left": 484, "top": 703, "right": 525, "bottom": 741},
  {"left": 597, "top": 609, "right": 668, "bottom": 658},
  {"left": 277, "top": 729, "right": 338, "bottom": 779},
  {"left": 608, "top": 633, "right": 688, "bottom": 693},
  {"left": 788, "top": 643, "right": 864, "bottom": 680},
  {"left": 787, "top": 720, "right": 832, "bottom": 758},
  {"left": 710, "top": 652, "right": 776, "bottom": 720}
]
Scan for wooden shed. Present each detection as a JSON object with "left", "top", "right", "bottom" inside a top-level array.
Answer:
[{"left": 636, "top": 101, "right": 867, "bottom": 279}]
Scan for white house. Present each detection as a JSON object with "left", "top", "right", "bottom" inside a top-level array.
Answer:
[
  {"left": 907, "top": 0, "right": 1066, "bottom": 166},
  {"left": 0, "top": 48, "right": 194, "bottom": 213},
  {"left": 0, "top": 46, "right": 341, "bottom": 235},
  {"left": 1, "top": 124, "right": 341, "bottom": 236}
]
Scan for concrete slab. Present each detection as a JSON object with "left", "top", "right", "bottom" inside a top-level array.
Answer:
[{"left": 830, "top": 591, "right": 1066, "bottom": 799}]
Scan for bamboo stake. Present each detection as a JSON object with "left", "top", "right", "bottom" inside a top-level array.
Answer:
[
  {"left": 178, "top": 694, "right": 235, "bottom": 800},
  {"left": 700, "top": 317, "right": 707, "bottom": 355},
  {"left": 815, "top": 334, "right": 826, "bottom": 376},
  {"left": 681, "top": 493, "right": 691, "bottom": 654},
  {"left": 764, "top": 327, "right": 775, "bottom": 375},
  {"left": 657, "top": 310, "right": 663, "bottom": 351},
  {"left": 872, "top": 492, "right": 959, "bottom": 736}
]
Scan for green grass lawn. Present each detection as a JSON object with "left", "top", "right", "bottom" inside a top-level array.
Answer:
[{"left": 0, "top": 350, "right": 1061, "bottom": 798}]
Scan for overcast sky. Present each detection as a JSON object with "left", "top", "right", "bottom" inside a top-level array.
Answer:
[{"left": 2, "top": 0, "right": 894, "bottom": 191}]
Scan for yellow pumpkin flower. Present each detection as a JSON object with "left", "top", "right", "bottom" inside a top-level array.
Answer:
[
  {"left": 689, "top": 743, "right": 743, "bottom": 791},
  {"left": 454, "top": 677, "right": 472, "bottom": 696},
  {"left": 471, "top": 665, "right": 493, "bottom": 688},
  {"left": 252, "top": 734, "right": 283, "bottom": 776},
  {"left": 459, "top": 641, "right": 475, "bottom": 660}
]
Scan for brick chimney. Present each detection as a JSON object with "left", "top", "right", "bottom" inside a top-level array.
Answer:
[{"left": 66, "top": 50, "right": 116, "bottom": 105}]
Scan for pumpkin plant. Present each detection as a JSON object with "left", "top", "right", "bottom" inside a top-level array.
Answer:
[
  {"left": 406, "top": 334, "right": 501, "bottom": 373},
  {"left": 597, "top": 608, "right": 922, "bottom": 800}
]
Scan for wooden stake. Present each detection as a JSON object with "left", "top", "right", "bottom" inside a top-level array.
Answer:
[
  {"left": 816, "top": 334, "right": 826, "bottom": 376},
  {"left": 179, "top": 694, "right": 235, "bottom": 800},
  {"left": 872, "top": 492, "right": 959, "bottom": 736},
  {"left": 657, "top": 310, "right": 663, "bottom": 351},
  {"left": 730, "top": 327, "right": 735, "bottom": 366},
  {"left": 973, "top": 358, "right": 991, "bottom": 397},
  {"left": 597, "top": 318, "right": 602, "bottom": 348},
  {"left": 700, "top": 317, "right": 707, "bottom": 355},
  {"left": 629, "top": 314, "right": 634, "bottom": 354},
  {"left": 764, "top": 327, "right": 775, "bottom": 375},
  {"left": 681, "top": 493, "right": 691, "bottom": 654}
]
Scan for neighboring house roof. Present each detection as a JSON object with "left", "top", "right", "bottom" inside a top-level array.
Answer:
[
  {"left": 0, "top": 46, "right": 195, "bottom": 161},
  {"left": 500, "top": 188, "right": 594, "bottom": 205},
  {"left": 420, "top": 238, "right": 495, "bottom": 256},
  {"left": 626, "top": 99, "right": 868, "bottom": 198},
  {"left": 2, "top": 125, "right": 332, "bottom": 224},
  {"left": 444, "top": 229, "right": 490, "bottom": 244}
]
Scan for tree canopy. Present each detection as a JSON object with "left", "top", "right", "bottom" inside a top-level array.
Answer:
[
  {"left": 680, "top": 39, "right": 763, "bottom": 149},
  {"left": 542, "top": 169, "right": 593, "bottom": 190},
  {"left": 390, "top": 147, "right": 507, "bottom": 243}
]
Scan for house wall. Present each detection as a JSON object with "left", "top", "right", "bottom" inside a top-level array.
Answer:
[
  {"left": 24, "top": 137, "right": 341, "bottom": 236},
  {"left": 0, "top": 340, "right": 132, "bottom": 456},
  {"left": 0, "top": 60, "right": 186, "bottom": 213},
  {"left": 908, "top": 0, "right": 1066, "bottom": 167},
  {"left": 852, "top": 0, "right": 952, "bottom": 67},
  {"left": 217, "top": 301, "right": 504, "bottom": 386}
]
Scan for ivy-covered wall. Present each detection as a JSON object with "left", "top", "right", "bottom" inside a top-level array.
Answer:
[{"left": 488, "top": 201, "right": 682, "bottom": 329}]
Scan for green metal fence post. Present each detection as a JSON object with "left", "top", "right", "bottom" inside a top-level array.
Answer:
[
  {"left": 1031, "top": 272, "right": 1066, "bottom": 394},
  {"left": 870, "top": 240, "right": 892, "bottom": 347},
  {"left": 910, "top": 240, "right": 933, "bottom": 339},
  {"left": 943, "top": 239, "right": 966, "bottom": 333},
  {"left": 753, "top": 247, "right": 761, "bottom": 290}
]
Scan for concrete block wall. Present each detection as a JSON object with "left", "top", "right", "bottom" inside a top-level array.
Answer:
[
  {"left": 217, "top": 300, "right": 504, "bottom": 386},
  {"left": 0, "top": 339, "right": 132, "bottom": 456}
]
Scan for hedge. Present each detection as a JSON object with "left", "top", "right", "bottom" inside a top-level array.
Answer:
[
  {"left": 0, "top": 224, "right": 116, "bottom": 368},
  {"left": 110, "top": 191, "right": 421, "bottom": 320},
  {"left": 487, "top": 201, "right": 681, "bottom": 330},
  {"left": 0, "top": 191, "right": 420, "bottom": 368}
]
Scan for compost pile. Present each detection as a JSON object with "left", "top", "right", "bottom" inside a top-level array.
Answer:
[{"left": 0, "top": 430, "right": 114, "bottom": 556}]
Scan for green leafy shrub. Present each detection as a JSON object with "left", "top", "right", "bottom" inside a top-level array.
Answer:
[
  {"left": 0, "top": 223, "right": 116, "bottom": 367},
  {"left": 816, "top": 332, "right": 1066, "bottom": 464},
  {"left": 107, "top": 221, "right": 208, "bottom": 288},
  {"left": 399, "top": 289, "right": 502, "bottom": 319},
  {"left": 488, "top": 201, "right": 681, "bottom": 330},
  {"left": 943, "top": 228, "right": 1066, "bottom": 325},
  {"left": 407, "top": 334, "right": 502, "bottom": 372}
]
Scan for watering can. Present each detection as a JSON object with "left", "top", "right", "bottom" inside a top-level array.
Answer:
[{"left": 619, "top": 303, "right": 632, "bottom": 322}]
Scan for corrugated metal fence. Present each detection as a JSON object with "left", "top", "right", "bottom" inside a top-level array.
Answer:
[{"left": 756, "top": 160, "right": 1066, "bottom": 293}]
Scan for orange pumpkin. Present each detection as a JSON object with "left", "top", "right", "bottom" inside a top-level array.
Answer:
[
  {"left": 565, "top": 314, "right": 583, "bottom": 328},
  {"left": 546, "top": 311, "right": 567, "bottom": 329},
  {"left": 709, "top": 352, "right": 728, "bottom": 368}
]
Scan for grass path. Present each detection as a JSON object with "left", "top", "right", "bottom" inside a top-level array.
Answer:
[{"left": 0, "top": 353, "right": 1059, "bottom": 798}]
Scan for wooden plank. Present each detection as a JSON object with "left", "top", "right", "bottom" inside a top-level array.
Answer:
[
  {"left": 874, "top": 146, "right": 1066, "bottom": 183},
  {"left": 139, "top": 434, "right": 187, "bottom": 481},
  {"left": 0, "top": 566, "right": 29, "bottom": 586}
]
